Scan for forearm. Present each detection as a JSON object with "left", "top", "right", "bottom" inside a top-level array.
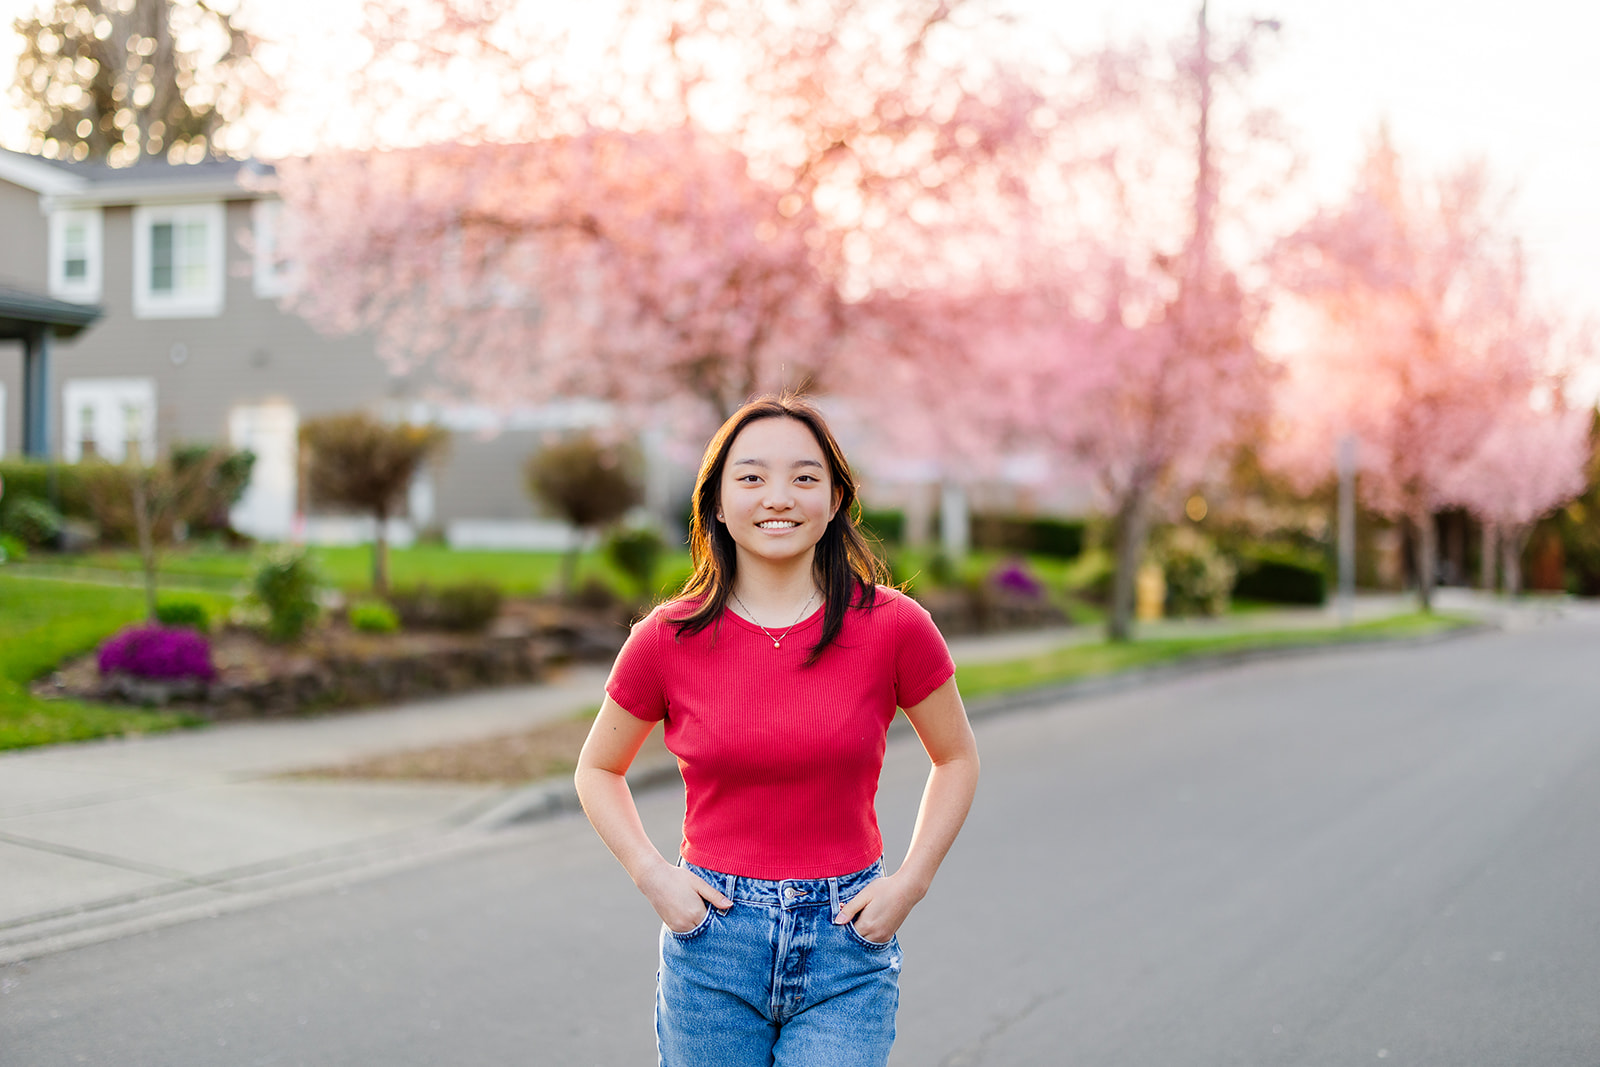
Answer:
[
  {"left": 892, "top": 752, "right": 980, "bottom": 898},
  {"left": 574, "top": 766, "right": 674, "bottom": 889}
]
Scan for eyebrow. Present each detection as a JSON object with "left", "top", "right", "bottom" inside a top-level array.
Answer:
[{"left": 730, "top": 458, "right": 825, "bottom": 470}]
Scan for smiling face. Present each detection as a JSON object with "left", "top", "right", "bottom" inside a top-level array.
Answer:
[{"left": 716, "top": 416, "right": 842, "bottom": 571}]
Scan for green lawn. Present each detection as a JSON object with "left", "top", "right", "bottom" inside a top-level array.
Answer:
[
  {"left": 0, "top": 573, "right": 233, "bottom": 750},
  {"left": 12, "top": 544, "right": 697, "bottom": 599},
  {"left": 1, "top": 540, "right": 1476, "bottom": 753},
  {"left": 955, "top": 611, "right": 1474, "bottom": 700}
]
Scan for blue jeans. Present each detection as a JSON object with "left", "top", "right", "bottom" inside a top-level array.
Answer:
[{"left": 657, "top": 859, "right": 902, "bottom": 1067}]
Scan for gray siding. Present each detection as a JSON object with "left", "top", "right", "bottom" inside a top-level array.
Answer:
[
  {"left": 56, "top": 200, "right": 401, "bottom": 451},
  {"left": 0, "top": 177, "right": 49, "bottom": 456}
]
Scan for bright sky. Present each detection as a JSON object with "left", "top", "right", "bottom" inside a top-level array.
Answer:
[{"left": 3, "top": 0, "right": 1596, "bottom": 324}]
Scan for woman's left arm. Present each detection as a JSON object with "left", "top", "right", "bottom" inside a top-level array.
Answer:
[{"left": 834, "top": 675, "right": 979, "bottom": 942}]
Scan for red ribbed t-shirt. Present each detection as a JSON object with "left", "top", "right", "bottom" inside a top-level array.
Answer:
[{"left": 605, "top": 585, "right": 955, "bottom": 879}]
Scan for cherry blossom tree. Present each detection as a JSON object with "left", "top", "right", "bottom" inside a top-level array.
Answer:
[
  {"left": 1003, "top": 4, "right": 1283, "bottom": 642},
  {"left": 1444, "top": 401, "right": 1591, "bottom": 596},
  {"left": 276, "top": 0, "right": 1044, "bottom": 436},
  {"left": 1269, "top": 132, "right": 1576, "bottom": 610}
]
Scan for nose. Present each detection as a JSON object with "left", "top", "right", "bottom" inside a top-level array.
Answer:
[{"left": 763, "top": 483, "right": 795, "bottom": 509}]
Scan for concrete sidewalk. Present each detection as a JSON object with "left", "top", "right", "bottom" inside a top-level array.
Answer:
[{"left": 0, "top": 590, "right": 1576, "bottom": 964}]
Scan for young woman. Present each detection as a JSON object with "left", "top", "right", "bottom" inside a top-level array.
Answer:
[{"left": 575, "top": 394, "right": 979, "bottom": 1066}]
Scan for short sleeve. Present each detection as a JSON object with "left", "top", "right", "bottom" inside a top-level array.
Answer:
[
  {"left": 890, "top": 589, "right": 956, "bottom": 709},
  {"left": 605, "top": 607, "right": 669, "bottom": 722}
]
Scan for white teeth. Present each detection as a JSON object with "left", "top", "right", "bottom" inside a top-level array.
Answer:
[{"left": 757, "top": 521, "right": 799, "bottom": 528}]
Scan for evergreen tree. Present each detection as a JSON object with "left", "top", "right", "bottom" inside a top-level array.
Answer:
[{"left": 9, "top": 0, "right": 254, "bottom": 166}]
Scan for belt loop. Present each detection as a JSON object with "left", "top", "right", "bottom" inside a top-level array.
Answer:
[
  {"left": 725, "top": 872, "right": 736, "bottom": 899},
  {"left": 828, "top": 876, "right": 840, "bottom": 919}
]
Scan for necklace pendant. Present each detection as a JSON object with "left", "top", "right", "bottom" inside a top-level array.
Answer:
[{"left": 773, "top": 641, "right": 781, "bottom": 649}]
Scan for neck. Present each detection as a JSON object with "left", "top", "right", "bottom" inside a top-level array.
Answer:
[{"left": 730, "top": 551, "right": 820, "bottom": 614}]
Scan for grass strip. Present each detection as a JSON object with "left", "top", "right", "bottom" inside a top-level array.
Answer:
[
  {"left": 956, "top": 611, "right": 1476, "bottom": 701},
  {"left": 0, "top": 572, "right": 225, "bottom": 750}
]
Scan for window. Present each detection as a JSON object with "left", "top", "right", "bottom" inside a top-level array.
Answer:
[
  {"left": 132, "top": 202, "right": 225, "bottom": 318},
  {"left": 48, "top": 208, "right": 102, "bottom": 302},
  {"left": 252, "top": 199, "right": 298, "bottom": 298},
  {"left": 62, "top": 379, "right": 156, "bottom": 463}
]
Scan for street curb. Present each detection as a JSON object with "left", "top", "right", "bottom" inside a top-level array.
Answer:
[
  {"left": 0, "top": 618, "right": 1494, "bottom": 966},
  {"left": 474, "top": 620, "right": 1494, "bottom": 829},
  {"left": 957, "top": 620, "right": 1494, "bottom": 723}
]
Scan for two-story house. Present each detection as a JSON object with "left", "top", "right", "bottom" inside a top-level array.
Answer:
[{"left": 0, "top": 146, "right": 665, "bottom": 550}]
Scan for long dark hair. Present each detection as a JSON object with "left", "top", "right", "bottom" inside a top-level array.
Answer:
[{"left": 671, "top": 394, "right": 889, "bottom": 664}]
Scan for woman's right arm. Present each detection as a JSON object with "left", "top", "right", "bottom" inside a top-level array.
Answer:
[{"left": 575, "top": 696, "right": 733, "bottom": 930}]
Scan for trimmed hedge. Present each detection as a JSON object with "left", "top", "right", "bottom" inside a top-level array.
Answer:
[
  {"left": 0, "top": 460, "right": 95, "bottom": 521},
  {"left": 858, "top": 507, "right": 905, "bottom": 545},
  {"left": 1232, "top": 550, "right": 1327, "bottom": 605},
  {"left": 970, "top": 515, "right": 1086, "bottom": 560}
]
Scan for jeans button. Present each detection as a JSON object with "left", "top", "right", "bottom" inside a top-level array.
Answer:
[{"left": 784, "top": 887, "right": 802, "bottom": 899}]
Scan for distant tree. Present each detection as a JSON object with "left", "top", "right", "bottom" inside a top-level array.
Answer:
[
  {"left": 81, "top": 449, "right": 225, "bottom": 618},
  {"left": 1443, "top": 403, "right": 1591, "bottom": 596},
  {"left": 9, "top": 0, "right": 255, "bottom": 166},
  {"left": 299, "top": 413, "right": 447, "bottom": 595},
  {"left": 1271, "top": 133, "right": 1572, "bottom": 610},
  {"left": 525, "top": 434, "right": 643, "bottom": 594}
]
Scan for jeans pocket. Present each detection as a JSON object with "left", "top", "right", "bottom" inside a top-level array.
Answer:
[
  {"left": 842, "top": 919, "right": 895, "bottom": 950},
  {"left": 666, "top": 904, "right": 715, "bottom": 941}
]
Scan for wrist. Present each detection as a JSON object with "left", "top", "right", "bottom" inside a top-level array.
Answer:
[{"left": 630, "top": 854, "right": 676, "bottom": 895}]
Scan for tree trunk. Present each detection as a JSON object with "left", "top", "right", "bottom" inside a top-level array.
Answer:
[
  {"left": 1409, "top": 509, "right": 1436, "bottom": 613},
  {"left": 562, "top": 539, "right": 582, "bottom": 596},
  {"left": 1479, "top": 520, "right": 1498, "bottom": 591},
  {"left": 373, "top": 506, "right": 389, "bottom": 595},
  {"left": 129, "top": 468, "right": 159, "bottom": 619},
  {"left": 1502, "top": 523, "right": 1529, "bottom": 598},
  {"left": 1108, "top": 493, "right": 1149, "bottom": 643}
]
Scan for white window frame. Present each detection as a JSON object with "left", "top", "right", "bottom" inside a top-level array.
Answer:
[
  {"left": 61, "top": 378, "right": 157, "bottom": 463},
  {"left": 48, "top": 207, "right": 103, "bottom": 303},
  {"left": 132, "top": 202, "right": 226, "bottom": 318},
  {"left": 251, "top": 198, "right": 298, "bottom": 298}
]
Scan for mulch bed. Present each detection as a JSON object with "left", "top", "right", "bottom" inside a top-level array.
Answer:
[
  {"left": 291, "top": 714, "right": 672, "bottom": 785},
  {"left": 36, "top": 598, "right": 635, "bottom": 720}
]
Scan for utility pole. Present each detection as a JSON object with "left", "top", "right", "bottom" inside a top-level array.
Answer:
[
  {"left": 1191, "top": 0, "right": 1215, "bottom": 284},
  {"left": 1337, "top": 434, "right": 1357, "bottom": 625}
]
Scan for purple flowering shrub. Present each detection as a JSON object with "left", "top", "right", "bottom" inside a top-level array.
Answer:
[
  {"left": 990, "top": 558, "right": 1045, "bottom": 599},
  {"left": 97, "top": 625, "right": 216, "bottom": 682}
]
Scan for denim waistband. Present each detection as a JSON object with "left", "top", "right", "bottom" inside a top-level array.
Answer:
[{"left": 684, "top": 859, "right": 884, "bottom": 911}]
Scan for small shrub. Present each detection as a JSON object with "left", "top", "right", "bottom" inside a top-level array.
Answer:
[
  {"left": 98, "top": 625, "right": 216, "bottom": 682},
  {"left": 606, "top": 526, "right": 666, "bottom": 597},
  {"left": 251, "top": 549, "right": 321, "bottom": 643},
  {"left": 1158, "top": 527, "right": 1235, "bottom": 617},
  {"left": 925, "top": 552, "right": 957, "bottom": 588},
  {"left": 989, "top": 557, "right": 1045, "bottom": 598},
  {"left": 349, "top": 600, "right": 401, "bottom": 634},
  {"left": 391, "top": 581, "right": 503, "bottom": 632},
  {"left": 2, "top": 496, "right": 63, "bottom": 547},
  {"left": 154, "top": 599, "right": 210, "bottom": 631},
  {"left": 0, "top": 533, "right": 27, "bottom": 562},
  {"left": 567, "top": 577, "right": 622, "bottom": 612}
]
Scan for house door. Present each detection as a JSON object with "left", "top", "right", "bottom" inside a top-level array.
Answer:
[{"left": 229, "top": 402, "right": 298, "bottom": 543}]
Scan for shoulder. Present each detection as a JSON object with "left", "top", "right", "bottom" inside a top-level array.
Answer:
[{"left": 634, "top": 597, "right": 701, "bottom": 630}]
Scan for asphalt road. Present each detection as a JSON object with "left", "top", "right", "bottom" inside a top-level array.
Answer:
[{"left": 4, "top": 619, "right": 1599, "bottom": 1066}]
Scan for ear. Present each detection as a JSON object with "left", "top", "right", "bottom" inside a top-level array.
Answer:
[{"left": 828, "top": 487, "right": 843, "bottom": 524}]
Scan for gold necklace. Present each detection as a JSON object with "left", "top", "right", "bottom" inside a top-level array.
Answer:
[{"left": 731, "top": 590, "right": 817, "bottom": 649}]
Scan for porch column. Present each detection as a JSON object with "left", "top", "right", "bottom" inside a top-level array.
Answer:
[{"left": 22, "top": 326, "right": 52, "bottom": 458}]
